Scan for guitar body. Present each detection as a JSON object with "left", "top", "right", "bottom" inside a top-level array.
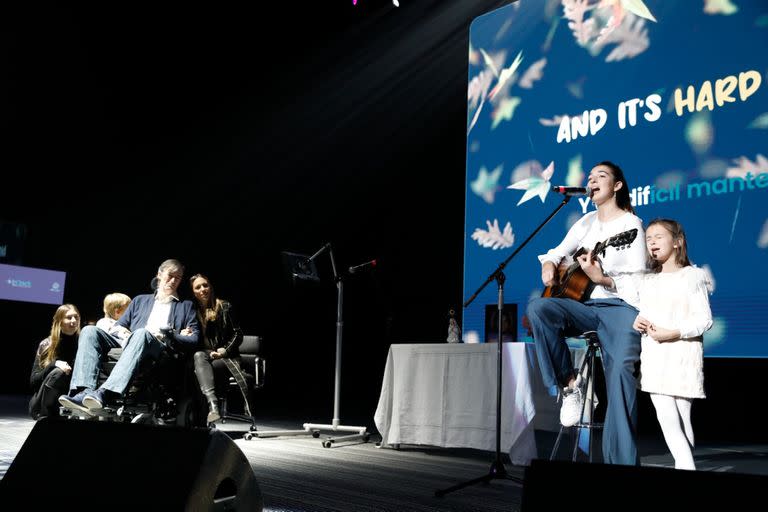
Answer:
[
  {"left": 542, "top": 263, "right": 595, "bottom": 302},
  {"left": 540, "top": 228, "right": 638, "bottom": 303}
]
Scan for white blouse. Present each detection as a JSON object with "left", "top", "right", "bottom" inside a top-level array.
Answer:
[
  {"left": 538, "top": 211, "right": 647, "bottom": 308},
  {"left": 638, "top": 266, "right": 713, "bottom": 399}
]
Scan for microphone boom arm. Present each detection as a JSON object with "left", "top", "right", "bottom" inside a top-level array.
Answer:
[
  {"left": 307, "top": 243, "right": 332, "bottom": 264},
  {"left": 437, "top": 195, "right": 573, "bottom": 497},
  {"left": 464, "top": 195, "right": 572, "bottom": 308}
]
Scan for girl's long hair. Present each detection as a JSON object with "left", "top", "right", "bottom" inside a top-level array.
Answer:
[{"left": 40, "top": 304, "right": 80, "bottom": 368}]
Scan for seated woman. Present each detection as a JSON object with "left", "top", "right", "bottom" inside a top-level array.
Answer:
[
  {"left": 29, "top": 304, "right": 81, "bottom": 419},
  {"left": 185, "top": 273, "right": 249, "bottom": 423}
]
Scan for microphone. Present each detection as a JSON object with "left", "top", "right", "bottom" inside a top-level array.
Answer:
[
  {"left": 552, "top": 186, "right": 589, "bottom": 196},
  {"left": 348, "top": 259, "right": 377, "bottom": 274}
]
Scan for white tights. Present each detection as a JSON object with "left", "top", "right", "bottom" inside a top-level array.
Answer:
[{"left": 650, "top": 393, "right": 696, "bottom": 470}]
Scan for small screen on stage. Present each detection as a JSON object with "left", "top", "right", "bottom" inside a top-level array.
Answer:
[
  {"left": 464, "top": 2, "right": 767, "bottom": 357},
  {"left": 0, "top": 263, "right": 66, "bottom": 306},
  {"left": 281, "top": 251, "right": 321, "bottom": 284}
]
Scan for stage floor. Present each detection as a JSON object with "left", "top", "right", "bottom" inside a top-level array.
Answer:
[{"left": 1, "top": 394, "right": 766, "bottom": 511}]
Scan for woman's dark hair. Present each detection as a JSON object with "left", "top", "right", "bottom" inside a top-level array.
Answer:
[
  {"left": 647, "top": 218, "right": 691, "bottom": 273},
  {"left": 595, "top": 160, "right": 633, "bottom": 213},
  {"left": 189, "top": 273, "right": 222, "bottom": 323}
]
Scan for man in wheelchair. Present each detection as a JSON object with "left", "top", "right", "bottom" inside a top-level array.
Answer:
[
  {"left": 75, "top": 336, "right": 203, "bottom": 425},
  {"left": 59, "top": 259, "right": 201, "bottom": 424}
]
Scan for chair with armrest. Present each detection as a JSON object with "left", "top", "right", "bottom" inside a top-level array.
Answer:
[{"left": 215, "top": 334, "right": 265, "bottom": 438}]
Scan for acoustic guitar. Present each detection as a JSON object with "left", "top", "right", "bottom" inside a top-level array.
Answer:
[{"left": 542, "top": 228, "right": 638, "bottom": 302}]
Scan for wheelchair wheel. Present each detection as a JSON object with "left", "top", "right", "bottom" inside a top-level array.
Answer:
[
  {"left": 322, "top": 440, "right": 333, "bottom": 448},
  {"left": 175, "top": 396, "right": 202, "bottom": 428},
  {"left": 243, "top": 432, "right": 254, "bottom": 441}
]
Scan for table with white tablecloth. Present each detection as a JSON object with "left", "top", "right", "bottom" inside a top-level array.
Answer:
[{"left": 373, "top": 342, "right": 585, "bottom": 466}]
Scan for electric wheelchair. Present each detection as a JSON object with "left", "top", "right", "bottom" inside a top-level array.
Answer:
[{"left": 62, "top": 331, "right": 206, "bottom": 427}]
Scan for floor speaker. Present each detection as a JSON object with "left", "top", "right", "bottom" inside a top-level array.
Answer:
[
  {"left": 522, "top": 459, "right": 768, "bottom": 510},
  {"left": 0, "top": 418, "right": 262, "bottom": 511}
]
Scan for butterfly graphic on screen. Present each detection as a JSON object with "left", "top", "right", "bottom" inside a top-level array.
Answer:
[{"left": 542, "top": 228, "right": 638, "bottom": 302}]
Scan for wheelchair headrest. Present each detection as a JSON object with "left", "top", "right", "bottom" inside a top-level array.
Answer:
[{"left": 240, "top": 335, "right": 261, "bottom": 355}]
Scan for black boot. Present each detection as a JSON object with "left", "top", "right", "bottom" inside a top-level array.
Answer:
[{"left": 204, "top": 392, "right": 220, "bottom": 423}]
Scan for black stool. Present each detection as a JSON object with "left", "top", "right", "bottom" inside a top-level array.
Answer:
[{"left": 549, "top": 330, "right": 604, "bottom": 462}]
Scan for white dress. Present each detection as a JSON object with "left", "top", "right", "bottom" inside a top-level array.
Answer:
[{"left": 638, "top": 266, "right": 713, "bottom": 399}]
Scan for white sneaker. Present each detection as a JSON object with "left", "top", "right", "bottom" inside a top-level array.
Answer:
[{"left": 560, "top": 386, "right": 584, "bottom": 427}]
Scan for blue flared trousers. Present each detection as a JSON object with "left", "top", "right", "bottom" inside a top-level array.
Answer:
[{"left": 527, "top": 297, "right": 641, "bottom": 466}]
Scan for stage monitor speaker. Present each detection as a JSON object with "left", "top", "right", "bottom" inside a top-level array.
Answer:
[
  {"left": 522, "top": 459, "right": 768, "bottom": 510},
  {"left": 0, "top": 418, "right": 262, "bottom": 511}
]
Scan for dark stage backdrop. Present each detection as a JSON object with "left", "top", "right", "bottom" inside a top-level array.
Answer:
[
  {"left": 0, "top": 1, "right": 506, "bottom": 419},
  {"left": 463, "top": 2, "right": 768, "bottom": 357}
]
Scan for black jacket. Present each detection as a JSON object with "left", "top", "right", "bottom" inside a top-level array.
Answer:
[
  {"left": 29, "top": 334, "right": 77, "bottom": 391},
  {"left": 201, "top": 301, "right": 243, "bottom": 357}
]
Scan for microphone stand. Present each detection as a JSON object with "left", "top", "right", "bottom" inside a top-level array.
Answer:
[
  {"left": 255, "top": 243, "right": 370, "bottom": 448},
  {"left": 435, "top": 196, "right": 572, "bottom": 497}
]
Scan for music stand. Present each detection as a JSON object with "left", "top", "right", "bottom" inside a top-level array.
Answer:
[
  {"left": 282, "top": 251, "right": 321, "bottom": 284},
  {"left": 254, "top": 244, "right": 370, "bottom": 447},
  {"left": 435, "top": 196, "right": 572, "bottom": 497}
]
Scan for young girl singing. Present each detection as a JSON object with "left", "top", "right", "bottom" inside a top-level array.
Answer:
[{"left": 634, "top": 219, "right": 713, "bottom": 470}]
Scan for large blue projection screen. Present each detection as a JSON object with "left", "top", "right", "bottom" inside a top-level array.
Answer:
[{"left": 464, "top": 2, "right": 767, "bottom": 357}]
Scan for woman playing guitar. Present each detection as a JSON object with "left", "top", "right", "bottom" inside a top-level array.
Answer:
[{"left": 526, "top": 161, "right": 647, "bottom": 466}]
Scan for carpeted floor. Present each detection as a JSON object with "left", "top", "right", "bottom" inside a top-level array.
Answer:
[
  {"left": 241, "top": 431, "right": 523, "bottom": 512},
  {"left": 2, "top": 394, "right": 767, "bottom": 511}
]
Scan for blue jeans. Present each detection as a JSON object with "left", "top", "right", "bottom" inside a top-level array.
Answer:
[
  {"left": 526, "top": 297, "right": 641, "bottom": 465},
  {"left": 70, "top": 325, "right": 166, "bottom": 395}
]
